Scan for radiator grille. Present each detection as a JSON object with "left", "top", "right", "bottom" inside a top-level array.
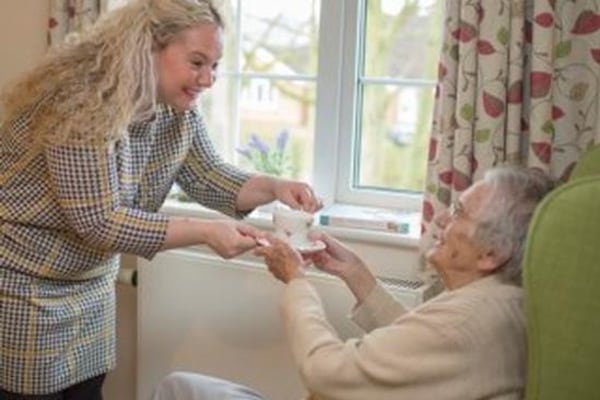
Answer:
[{"left": 379, "top": 276, "right": 424, "bottom": 290}]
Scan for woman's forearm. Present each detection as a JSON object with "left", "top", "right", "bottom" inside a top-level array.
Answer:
[
  {"left": 160, "top": 217, "right": 211, "bottom": 250},
  {"left": 159, "top": 216, "right": 261, "bottom": 258},
  {"left": 235, "top": 175, "right": 277, "bottom": 211}
]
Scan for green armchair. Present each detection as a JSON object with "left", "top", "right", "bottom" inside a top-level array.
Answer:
[
  {"left": 570, "top": 144, "right": 600, "bottom": 180},
  {"left": 522, "top": 175, "right": 600, "bottom": 400}
]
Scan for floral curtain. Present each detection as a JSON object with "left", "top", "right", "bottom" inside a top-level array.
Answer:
[
  {"left": 48, "top": 0, "right": 107, "bottom": 46},
  {"left": 421, "top": 0, "right": 600, "bottom": 274}
]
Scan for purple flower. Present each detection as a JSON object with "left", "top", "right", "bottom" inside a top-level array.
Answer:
[
  {"left": 275, "top": 129, "right": 289, "bottom": 153},
  {"left": 236, "top": 146, "right": 253, "bottom": 160},
  {"left": 248, "top": 134, "right": 269, "bottom": 155}
]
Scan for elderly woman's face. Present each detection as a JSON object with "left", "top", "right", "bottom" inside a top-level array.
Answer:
[
  {"left": 155, "top": 23, "right": 223, "bottom": 111},
  {"left": 426, "top": 182, "right": 492, "bottom": 285}
]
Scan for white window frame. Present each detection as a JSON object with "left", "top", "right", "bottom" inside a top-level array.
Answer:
[
  {"left": 313, "top": 0, "right": 426, "bottom": 212},
  {"left": 107, "top": 0, "right": 430, "bottom": 214}
]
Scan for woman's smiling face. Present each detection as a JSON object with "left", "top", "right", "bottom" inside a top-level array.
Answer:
[{"left": 155, "top": 23, "right": 223, "bottom": 111}]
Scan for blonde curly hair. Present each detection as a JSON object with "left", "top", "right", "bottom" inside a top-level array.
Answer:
[{"left": 1, "top": 0, "right": 223, "bottom": 145}]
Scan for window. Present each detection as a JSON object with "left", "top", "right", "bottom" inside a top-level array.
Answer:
[{"left": 203, "top": 0, "right": 443, "bottom": 212}]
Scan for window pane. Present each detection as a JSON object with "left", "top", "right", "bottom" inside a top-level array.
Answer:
[
  {"left": 200, "top": 1, "right": 319, "bottom": 182},
  {"left": 239, "top": 0, "right": 320, "bottom": 76},
  {"left": 353, "top": 0, "right": 443, "bottom": 195},
  {"left": 357, "top": 84, "right": 434, "bottom": 192},
  {"left": 201, "top": 76, "right": 315, "bottom": 181},
  {"left": 198, "top": 77, "right": 236, "bottom": 156},
  {"left": 364, "top": 0, "right": 442, "bottom": 80},
  {"left": 219, "top": 1, "right": 239, "bottom": 73},
  {"left": 237, "top": 78, "right": 316, "bottom": 181}
]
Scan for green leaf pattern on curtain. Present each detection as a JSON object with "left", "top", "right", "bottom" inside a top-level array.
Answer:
[
  {"left": 420, "top": 0, "right": 600, "bottom": 277},
  {"left": 48, "top": 0, "right": 107, "bottom": 46}
]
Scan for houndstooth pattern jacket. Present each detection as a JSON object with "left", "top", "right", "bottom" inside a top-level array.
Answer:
[{"left": 0, "top": 104, "right": 250, "bottom": 394}]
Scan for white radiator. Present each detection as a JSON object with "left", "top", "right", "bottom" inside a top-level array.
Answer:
[{"left": 136, "top": 249, "right": 436, "bottom": 400}]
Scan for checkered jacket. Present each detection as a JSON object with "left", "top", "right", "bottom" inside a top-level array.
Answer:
[{"left": 0, "top": 104, "right": 250, "bottom": 394}]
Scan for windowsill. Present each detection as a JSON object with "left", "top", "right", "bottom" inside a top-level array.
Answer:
[{"left": 160, "top": 199, "right": 421, "bottom": 249}]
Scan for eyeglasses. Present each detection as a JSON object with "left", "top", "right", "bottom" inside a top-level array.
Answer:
[
  {"left": 448, "top": 200, "right": 465, "bottom": 219},
  {"left": 448, "top": 200, "right": 477, "bottom": 222}
]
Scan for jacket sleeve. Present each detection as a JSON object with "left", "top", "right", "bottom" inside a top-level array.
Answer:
[
  {"left": 44, "top": 140, "right": 168, "bottom": 259},
  {"left": 175, "top": 110, "right": 253, "bottom": 219}
]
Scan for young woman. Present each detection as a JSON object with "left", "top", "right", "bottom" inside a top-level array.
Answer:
[{"left": 0, "top": 0, "right": 320, "bottom": 398}]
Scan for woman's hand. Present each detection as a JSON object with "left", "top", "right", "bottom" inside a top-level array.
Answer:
[
  {"left": 236, "top": 176, "right": 322, "bottom": 213},
  {"left": 254, "top": 236, "right": 309, "bottom": 283},
  {"left": 201, "top": 220, "right": 264, "bottom": 259},
  {"left": 272, "top": 179, "right": 322, "bottom": 213},
  {"left": 163, "top": 217, "right": 266, "bottom": 258}
]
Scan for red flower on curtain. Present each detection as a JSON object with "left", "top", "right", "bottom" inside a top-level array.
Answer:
[
  {"left": 48, "top": 0, "right": 105, "bottom": 46},
  {"left": 535, "top": 13, "right": 554, "bottom": 27},
  {"left": 530, "top": 71, "right": 553, "bottom": 98},
  {"left": 451, "top": 20, "right": 477, "bottom": 42},
  {"left": 428, "top": 138, "right": 438, "bottom": 162},
  {"left": 552, "top": 106, "right": 565, "bottom": 120},
  {"left": 591, "top": 49, "right": 600, "bottom": 64},
  {"left": 477, "top": 40, "right": 496, "bottom": 55},
  {"left": 507, "top": 81, "right": 523, "bottom": 104},
  {"left": 571, "top": 10, "right": 600, "bottom": 35},
  {"left": 439, "top": 170, "right": 453, "bottom": 185},
  {"left": 532, "top": 142, "right": 553, "bottom": 164},
  {"left": 483, "top": 91, "right": 504, "bottom": 118}
]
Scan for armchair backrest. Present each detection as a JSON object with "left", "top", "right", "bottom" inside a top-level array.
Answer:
[
  {"left": 523, "top": 176, "right": 600, "bottom": 400},
  {"left": 570, "top": 145, "right": 600, "bottom": 180}
]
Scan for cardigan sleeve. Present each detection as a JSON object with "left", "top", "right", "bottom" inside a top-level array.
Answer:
[
  {"left": 281, "top": 279, "right": 469, "bottom": 400},
  {"left": 350, "top": 282, "right": 408, "bottom": 331},
  {"left": 175, "top": 110, "right": 253, "bottom": 219},
  {"left": 44, "top": 141, "right": 168, "bottom": 260}
]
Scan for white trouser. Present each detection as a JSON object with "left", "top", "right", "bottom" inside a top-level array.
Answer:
[{"left": 152, "top": 372, "right": 267, "bottom": 400}]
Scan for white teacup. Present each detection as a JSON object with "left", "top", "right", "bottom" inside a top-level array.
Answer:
[{"left": 272, "top": 208, "right": 314, "bottom": 248}]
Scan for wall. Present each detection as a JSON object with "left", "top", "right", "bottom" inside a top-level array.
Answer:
[
  {"left": 0, "top": 1, "right": 48, "bottom": 93},
  {"left": 137, "top": 245, "right": 422, "bottom": 400},
  {"left": 0, "top": 6, "right": 137, "bottom": 399},
  {"left": 107, "top": 256, "right": 138, "bottom": 400}
]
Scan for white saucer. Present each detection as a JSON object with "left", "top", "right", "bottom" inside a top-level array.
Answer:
[{"left": 294, "top": 240, "right": 326, "bottom": 253}]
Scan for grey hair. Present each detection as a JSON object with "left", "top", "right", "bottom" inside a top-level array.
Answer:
[{"left": 473, "top": 166, "right": 555, "bottom": 285}]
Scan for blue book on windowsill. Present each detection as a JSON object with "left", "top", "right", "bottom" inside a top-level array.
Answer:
[{"left": 318, "top": 204, "right": 419, "bottom": 234}]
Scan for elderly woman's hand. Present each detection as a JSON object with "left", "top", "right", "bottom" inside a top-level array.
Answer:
[
  {"left": 305, "top": 231, "right": 377, "bottom": 304},
  {"left": 254, "top": 235, "right": 310, "bottom": 283},
  {"left": 304, "top": 231, "right": 366, "bottom": 279}
]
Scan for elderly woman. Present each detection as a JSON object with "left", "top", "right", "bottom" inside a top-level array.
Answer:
[
  {"left": 0, "top": 0, "right": 320, "bottom": 398},
  {"left": 153, "top": 166, "right": 554, "bottom": 400}
]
